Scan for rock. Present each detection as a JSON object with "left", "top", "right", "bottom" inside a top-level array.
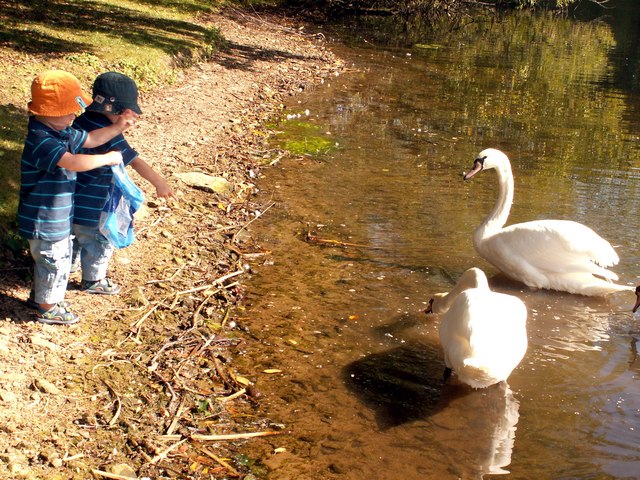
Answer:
[
  {"left": 174, "top": 172, "right": 233, "bottom": 195},
  {"left": 33, "top": 378, "right": 62, "bottom": 395},
  {"left": 110, "top": 463, "right": 137, "bottom": 478},
  {"left": 0, "top": 389, "right": 17, "bottom": 402},
  {"left": 29, "top": 335, "right": 60, "bottom": 351}
]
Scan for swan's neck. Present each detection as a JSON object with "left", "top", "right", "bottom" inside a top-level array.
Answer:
[
  {"left": 476, "top": 162, "right": 514, "bottom": 240},
  {"left": 431, "top": 269, "right": 488, "bottom": 314}
]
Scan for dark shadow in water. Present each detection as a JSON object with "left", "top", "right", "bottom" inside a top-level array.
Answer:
[
  {"left": 342, "top": 340, "right": 471, "bottom": 430},
  {"left": 343, "top": 340, "right": 522, "bottom": 477}
]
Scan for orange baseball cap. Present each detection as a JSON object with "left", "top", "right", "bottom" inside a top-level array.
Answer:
[{"left": 28, "top": 70, "right": 93, "bottom": 117}]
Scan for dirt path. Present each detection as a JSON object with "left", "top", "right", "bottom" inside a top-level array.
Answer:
[{"left": 0, "top": 9, "right": 342, "bottom": 479}]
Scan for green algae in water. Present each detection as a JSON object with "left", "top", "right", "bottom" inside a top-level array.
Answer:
[
  {"left": 283, "top": 136, "right": 335, "bottom": 155},
  {"left": 274, "top": 118, "right": 337, "bottom": 156}
]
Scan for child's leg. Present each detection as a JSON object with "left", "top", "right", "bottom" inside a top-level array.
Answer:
[
  {"left": 70, "top": 236, "right": 81, "bottom": 273},
  {"left": 72, "top": 223, "right": 120, "bottom": 294},
  {"left": 29, "top": 237, "right": 73, "bottom": 307},
  {"left": 29, "top": 237, "right": 78, "bottom": 325},
  {"left": 73, "top": 223, "right": 114, "bottom": 280}
]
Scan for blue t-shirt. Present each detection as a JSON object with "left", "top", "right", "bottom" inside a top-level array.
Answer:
[
  {"left": 73, "top": 111, "right": 138, "bottom": 227},
  {"left": 18, "top": 117, "right": 88, "bottom": 241}
]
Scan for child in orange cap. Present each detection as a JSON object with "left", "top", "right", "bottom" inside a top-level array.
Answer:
[
  {"left": 19, "top": 70, "right": 137, "bottom": 325},
  {"left": 72, "top": 71, "right": 176, "bottom": 295}
]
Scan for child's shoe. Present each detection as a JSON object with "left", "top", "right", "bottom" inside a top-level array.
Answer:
[
  {"left": 81, "top": 278, "right": 121, "bottom": 295},
  {"left": 26, "top": 292, "right": 70, "bottom": 310},
  {"left": 36, "top": 303, "right": 79, "bottom": 325}
]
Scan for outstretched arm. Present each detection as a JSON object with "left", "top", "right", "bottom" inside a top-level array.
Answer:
[
  {"left": 83, "top": 109, "right": 138, "bottom": 149},
  {"left": 130, "top": 157, "right": 176, "bottom": 200}
]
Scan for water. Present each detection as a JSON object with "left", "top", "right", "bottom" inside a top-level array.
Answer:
[{"left": 236, "top": 4, "right": 640, "bottom": 479}]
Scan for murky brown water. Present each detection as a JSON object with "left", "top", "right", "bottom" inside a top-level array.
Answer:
[{"left": 236, "top": 5, "right": 640, "bottom": 479}]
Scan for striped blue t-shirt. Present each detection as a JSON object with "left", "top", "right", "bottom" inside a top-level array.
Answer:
[
  {"left": 73, "top": 111, "right": 138, "bottom": 227},
  {"left": 18, "top": 117, "right": 88, "bottom": 241}
]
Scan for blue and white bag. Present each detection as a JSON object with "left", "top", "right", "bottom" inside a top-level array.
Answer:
[{"left": 98, "top": 163, "right": 144, "bottom": 248}]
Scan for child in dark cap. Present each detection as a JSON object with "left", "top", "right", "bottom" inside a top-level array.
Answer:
[
  {"left": 20, "top": 70, "right": 137, "bottom": 325},
  {"left": 73, "top": 72, "right": 176, "bottom": 294}
]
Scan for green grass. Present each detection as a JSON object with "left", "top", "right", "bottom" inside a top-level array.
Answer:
[{"left": 0, "top": 0, "right": 235, "bottom": 243}]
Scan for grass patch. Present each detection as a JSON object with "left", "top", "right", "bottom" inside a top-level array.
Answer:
[{"left": 0, "top": 0, "right": 236, "bottom": 241}]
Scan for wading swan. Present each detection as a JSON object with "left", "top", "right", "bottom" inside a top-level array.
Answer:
[
  {"left": 427, "top": 267, "right": 528, "bottom": 389},
  {"left": 463, "top": 148, "right": 633, "bottom": 297}
]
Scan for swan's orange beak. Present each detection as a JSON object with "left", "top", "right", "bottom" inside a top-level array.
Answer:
[
  {"left": 632, "top": 286, "right": 640, "bottom": 313},
  {"left": 463, "top": 159, "right": 484, "bottom": 180}
]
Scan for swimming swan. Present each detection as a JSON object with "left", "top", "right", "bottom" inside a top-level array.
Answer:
[
  {"left": 463, "top": 148, "right": 633, "bottom": 297},
  {"left": 427, "top": 267, "right": 528, "bottom": 389}
]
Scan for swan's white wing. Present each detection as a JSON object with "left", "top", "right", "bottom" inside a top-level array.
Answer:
[
  {"left": 441, "top": 289, "right": 527, "bottom": 388},
  {"left": 478, "top": 219, "right": 620, "bottom": 281},
  {"left": 466, "top": 292, "right": 527, "bottom": 369}
]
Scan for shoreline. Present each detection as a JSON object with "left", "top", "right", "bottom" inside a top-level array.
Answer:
[{"left": 0, "top": 9, "right": 343, "bottom": 479}]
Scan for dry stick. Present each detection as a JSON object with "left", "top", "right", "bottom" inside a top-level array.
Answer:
[
  {"left": 91, "top": 470, "right": 139, "bottom": 480},
  {"left": 217, "top": 388, "right": 246, "bottom": 403},
  {"left": 62, "top": 453, "right": 85, "bottom": 462},
  {"left": 175, "top": 269, "right": 245, "bottom": 296},
  {"left": 160, "top": 430, "right": 287, "bottom": 442},
  {"left": 305, "top": 232, "right": 382, "bottom": 249},
  {"left": 101, "top": 380, "right": 122, "bottom": 427},
  {"left": 192, "top": 291, "right": 215, "bottom": 328},
  {"left": 175, "top": 330, "right": 218, "bottom": 377},
  {"left": 220, "top": 306, "right": 231, "bottom": 329},
  {"left": 135, "top": 214, "right": 164, "bottom": 236},
  {"left": 145, "top": 263, "right": 188, "bottom": 285},
  {"left": 165, "top": 396, "right": 187, "bottom": 436},
  {"left": 196, "top": 445, "right": 241, "bottom": 477},
  {"left": 231, "top": 202, "right": 274, "bottom": 244},
  {"left": 150, "top": 437, "right": 188, "bottom": 464}
]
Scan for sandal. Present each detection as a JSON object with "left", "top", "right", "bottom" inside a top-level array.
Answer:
[
  {"left": 26, "top": 292, "right": 70, "bottom": 310},
  {"left": 36, "top": 303, "right": 79, "bottom": 326},
  {"left": 81, "top": 278, "right": 121, "bottom": 295}
]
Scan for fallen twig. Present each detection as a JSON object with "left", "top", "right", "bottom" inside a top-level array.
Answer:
[
  {"left": 231, "top": 202, "right": 274, "bottom": 244},
  {"left": 305, "top": 224, "right": 383, "bottom": 249},
  {"left": 150, "top": 437, "right": 188, "bottom": 464},
  {"left": 91, "top": 469, "right": 139, "bottom": 480},
  {"left": 160, "top": 430, "right": 287, "bottom": 442},
  {"left": 195, "top": 444, "right": 241, "bottom": 477},
  {"left": 216, "top": 388, "right": 246, "bottom": 403},
  {"left": 101, "top": 380, "right": 122, "bottom": 427},
  {"left": 165, "top": 396, "right": 187, "bottom": 436}
]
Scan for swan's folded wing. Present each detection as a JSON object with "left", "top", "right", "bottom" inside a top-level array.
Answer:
[{"left": 489, "top": 220, "right": 619, "bottom": 274}]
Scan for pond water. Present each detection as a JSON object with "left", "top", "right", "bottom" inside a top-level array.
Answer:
[{"left": 236, "top": 3, "right": 640, "bottom": 479}]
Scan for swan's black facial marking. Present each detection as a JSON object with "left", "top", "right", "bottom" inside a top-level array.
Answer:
[
  {"left": 424, "top": 298, "right": 434, "bottom": 314},
  {"left": 633, "top": 285, "right": 640, "bottom": 312},
  {"left": 463, "top": 155, "right": 486, "bottom": 180}
]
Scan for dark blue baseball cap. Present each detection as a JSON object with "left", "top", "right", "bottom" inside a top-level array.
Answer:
[{"left": 86, "top": 72, "right": 142, "bottom": 115}]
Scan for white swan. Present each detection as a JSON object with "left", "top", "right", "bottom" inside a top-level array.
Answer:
[
  {"left": 427, "top": 267, "right": 528, "bottom": 389},
  {"left": 463, "top": 148, "right": 633, "bottom": 297}
]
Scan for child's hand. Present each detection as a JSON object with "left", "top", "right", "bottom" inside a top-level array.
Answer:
[
  {"left": 104, "top": 151, "right": 124, "bottom": 166},
  {"left": 156, "top": 180, "right": 177, "bottom": 201},
  {"left": 116, "top": 109, "right": 139, "bottom": 132}
]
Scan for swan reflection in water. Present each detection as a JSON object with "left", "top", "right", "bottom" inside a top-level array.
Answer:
[
  {"left": 343, "top": 342, "right": 521, "bottom": 478},
  {"left": 482, "top": 384, "right": 520, "bottom": 475}
]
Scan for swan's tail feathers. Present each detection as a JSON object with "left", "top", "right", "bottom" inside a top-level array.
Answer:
[
  {"left": 569, "top": 275, "right": 635, "bottom": 296},
  {"left": 463, "top": 357, "right": 488, "bottom": 371},
  {"left": 461, "top": 357, "right": 501, "bottom": 387},
  {"left": 590, "top": 263, "right": 620, "bottom": 282}
]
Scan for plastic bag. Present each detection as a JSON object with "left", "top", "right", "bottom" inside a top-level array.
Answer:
[{"left": 98, "top": 163, "right": 144, "bottom": 248}]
